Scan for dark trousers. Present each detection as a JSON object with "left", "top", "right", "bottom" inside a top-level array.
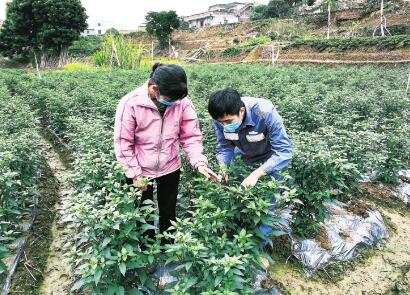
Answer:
[{"left": 127, "top": 169, "right": 180, "bottom": 244}]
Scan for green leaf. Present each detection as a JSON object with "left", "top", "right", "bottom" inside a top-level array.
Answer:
[
  {"left": 102, "top": 237, "right": 111, "bottom": 247},
  {"left": 185, "top": 276, "right": 197, "bottom": 290},
  {"left": 214, "top": 275, "right": 223, "bottom": 287},
  {"left": 140, "top": 223, "right": 156, "bottom": 233},
  {"left": 116, "top": 286, "right": 125, "bottom": 295},
  {"left": 0, "top": 260, "right": 7, "bottom": 273},
  {"left": 138, "top": 270, "right": 148, "bottom": 284},
  {"left": 119, "top": 262, "right": 126, "bottom": 276},
  {"left": 94, "top": 267, "right": 103, "bottom": 286},
  {"left": 128, "top": 289, "right": 144, "bottom": 295},
  {"left": 106, "top": 285, "right": 117, "bottom": 295},
  {"left": 70, "top": 279, "right": 85, "bottom": 291}
]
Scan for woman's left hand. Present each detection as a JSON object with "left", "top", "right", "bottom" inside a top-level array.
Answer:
[{"left": 198, "top": 165, "right": 222, "bottom": 182}]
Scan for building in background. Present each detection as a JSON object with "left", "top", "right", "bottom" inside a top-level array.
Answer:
[
  {"left": 82, "top": 20, "right": 115, "bottom": 36},
  {"left": 183, "top": 2, "right": 253, "bottom": 29},
  {"left": 137, "top": 23, "right": 147, "bottom": 32},
  {"left": 118, "top": 29, "right": 138, "bottom": 34}
]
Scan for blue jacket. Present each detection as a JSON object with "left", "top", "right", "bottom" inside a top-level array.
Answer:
[{"left": 214, "top": 97, "right": 292, "bottom": 175}]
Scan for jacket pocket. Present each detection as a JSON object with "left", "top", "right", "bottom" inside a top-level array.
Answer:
[
  {"left": 246, "top": 133, "right": 265, "bottom": 142},
  {"left": 224, "top": 132, "right": 239, "bottom": 141}
]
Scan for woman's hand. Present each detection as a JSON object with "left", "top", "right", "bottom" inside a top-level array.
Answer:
[
  {"left": 197, "top": 165, "right": 222, "bottom": 182},
  {"left": 132, "top": 177, "right": 150, "bottom": 191}
]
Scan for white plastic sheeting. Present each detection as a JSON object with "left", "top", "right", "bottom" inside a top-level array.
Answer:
[{"left": 275, "top": 201, "right": 389, "bottom": 277}]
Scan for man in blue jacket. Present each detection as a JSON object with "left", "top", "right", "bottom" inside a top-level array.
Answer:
[{"left": 208, "top": 88, "right": 293, "bottom": 244}]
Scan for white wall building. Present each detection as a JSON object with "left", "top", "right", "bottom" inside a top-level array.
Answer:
[
  {"left": 137, "top": 23, "right": 147, "bottom": 32},
  {"left": 183, "top": 2, "right": 253, "bottom": 29},
  {"left": 82, "top": 20, "right": 115, "bottom": 36}
]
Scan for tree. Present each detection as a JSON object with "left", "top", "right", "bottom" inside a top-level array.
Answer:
[
  {"left": 0, "top": 0, "right": 87, "bottom": 67},
  {"left": 251, "top": 5, "right": 268, "bottom": 20},
  {"left": 106, "top": 28, "right": 120, "bottom": 36},
  {"left": 250, "top": 0, "right": 293, "bottom": 21},
  {"left": 325, "top": 0, "right": 338, "bottom": 39},
  {"left": 145, "top": 11, "right": 180, "bottom": 49},
  {"left": 0, "top": 0, "right": 36, "bottom": 60}
]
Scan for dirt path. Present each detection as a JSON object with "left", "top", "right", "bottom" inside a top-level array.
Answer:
[
  {"left": 8, "top": 135, "right": 74, "bottom": 295},
  {"left": 270, "top": 207, "right": 410, "bottom": 295},
  {"left": 37, "top": 136, "right": 75, "bottom": 295}
]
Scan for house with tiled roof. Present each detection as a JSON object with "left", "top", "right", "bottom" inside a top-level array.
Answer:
[{"left": 183, "top": 2, "right": 253, "bottom": 29}]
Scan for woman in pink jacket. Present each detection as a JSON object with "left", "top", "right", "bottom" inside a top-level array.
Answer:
[{"left": 114, "top": 63, "right": 219, "bottom": 243}]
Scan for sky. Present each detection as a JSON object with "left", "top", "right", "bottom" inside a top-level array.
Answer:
[{"left": 0, "top": 0, "right": 269, "bottom": 30}]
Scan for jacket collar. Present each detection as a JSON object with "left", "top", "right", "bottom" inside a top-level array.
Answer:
[{"left": 242, "top": 99, "right": 256, "bottom": 127}]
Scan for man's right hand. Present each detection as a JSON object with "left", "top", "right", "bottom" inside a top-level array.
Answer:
[
  {"left": 133, "top": 177, "right": 150, "bottom": 191},
  {"left": 219, "top": 164, "right": 229, "bottom": 183}
]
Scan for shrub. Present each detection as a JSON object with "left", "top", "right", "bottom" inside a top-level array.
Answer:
[
  {"left": 64, "top": 117, "right": 162, "bottom": 293},
  {"left": 68, "top": 36, "right": 101, "bottom": 57},
  {"left": 0, "top": 74, "right": 43, "bottom": 276},
  {"left": 289, "top": 131, "right": 360, "bottom": 236},
  {"left": 164, "top": 163, "right": 298, "bottom": 294},
  {"left": 64, "top": 63, "right": 94, "bottom": 71},
  {"left": 239, "top": 36, "right": 271, "bottom": 47},
  {"left": 286, "top": 35, "right": 410, "bottom": 51},
  {"left": 220, "top": 47, "right": 242, "bottom": 58}
]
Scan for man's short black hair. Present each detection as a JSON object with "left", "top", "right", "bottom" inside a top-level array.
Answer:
[{"left": 208, "top": 88, "right": 244, "bottom": 120}]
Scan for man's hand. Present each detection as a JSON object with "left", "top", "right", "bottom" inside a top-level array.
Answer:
[
  {"left": 198, "top": 165, "right": 221, "bottom": 182},
  {"left": 221, "top": 173, "right": 229, "bottom": 183},
  {"left": 241, "top": 169, "right": 267, "bottom": 188},
  {"left": 133, "top": 177, "right": 150, "bottom": 191},
  {"left": 219, "top": 163, "right": 229, "bottom": 183}
]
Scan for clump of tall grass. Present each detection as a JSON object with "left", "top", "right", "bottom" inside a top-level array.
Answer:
[{"left": 94, "top": 34, "right": 146, "bottom": 69}]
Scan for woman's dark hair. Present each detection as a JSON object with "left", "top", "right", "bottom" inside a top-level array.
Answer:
[
  {"left": 149, "top": 63, "right": 188, "bottom": 100},
  {"left": 208, "top": 88, "right": 244, "bottom": 120}
]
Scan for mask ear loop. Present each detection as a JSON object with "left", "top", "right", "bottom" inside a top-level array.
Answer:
[
  {"left": 238, "top": 108, "right": 245, "bottom": 125},
  {"left": 157, "top": 88, "right": 161, "bottom": 100}
]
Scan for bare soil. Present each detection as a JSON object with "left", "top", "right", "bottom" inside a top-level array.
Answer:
[
  {"left": 8, "top": 136, "right": 74, "bottom": 295},
  {"left": 270, "top": 207, "right": 410, "bottom": 295}
]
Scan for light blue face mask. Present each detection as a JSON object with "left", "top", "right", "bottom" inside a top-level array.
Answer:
[
  {"left": 156, "top": 88, "right": 177, "bottom": 106},
  {"left": 158, "top": 99, "right": 177, "bottom": 106},
  {"left": 223, "top": 121, "right": 242, "bottom": 133}
]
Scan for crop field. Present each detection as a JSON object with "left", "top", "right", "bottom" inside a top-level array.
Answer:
[{"left": 0, "top": 64, "right": 409, "bottom": 294}]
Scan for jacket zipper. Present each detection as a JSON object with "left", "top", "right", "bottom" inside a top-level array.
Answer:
[{"left": 154, "top": 107, "right": 170, "bottom": 177}]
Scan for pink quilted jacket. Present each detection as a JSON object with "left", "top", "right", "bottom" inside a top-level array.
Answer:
[{"left": 114, "top": 80, "right": 208, "bottom": 179}]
